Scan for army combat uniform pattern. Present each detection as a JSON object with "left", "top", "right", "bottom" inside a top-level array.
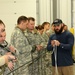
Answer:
[
  {"left": 10, "top": 27, "right": 32, "bottom": 75},
  {"left": 0, "top": 42, "right": 15, "bottom": 75},
  {"left": 24, "top": 29, "right": 47, "bottom": 75},
  {"left": 42, "top": 31, "right": 52, "bottom": 75}
]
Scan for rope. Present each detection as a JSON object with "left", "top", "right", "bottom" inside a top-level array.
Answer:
[
  {"left": 53, "top": 46, "right": 58, "bottom": 75},
  {"left": 6, "top": 49, "right": 46, "bottom": 75}
]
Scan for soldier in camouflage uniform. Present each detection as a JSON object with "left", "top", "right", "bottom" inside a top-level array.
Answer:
[
  {"left": 42, "top": 22, "right": 52, "bottom": 75},
  {"left": 46, "top": 24, "right": 55, "bottom": 37},
  {"left": 42, "top": 22, "right": 50, "bottom": 42},
  {"left": 10, "top": 16, "right": 32, "bottom": 75},
  {"left": 0, "top": 20, "right": 16, "bottom": 75},
  {"left": 24, "top": 17, "right": 47, "bottom": 75},
  {"left": 35, "top": 25, "right": 47, "bottom": 48}
]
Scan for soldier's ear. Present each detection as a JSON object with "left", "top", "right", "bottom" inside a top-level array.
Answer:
[
  {"left": 21, "top": 21, "right": 24, "bottom": 25},
  {"left": 61, "top": 23, "right": 64, "bottom": 27}
]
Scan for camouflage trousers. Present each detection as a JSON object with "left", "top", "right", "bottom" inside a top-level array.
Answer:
[
  {"left": 0, "top": 65, "right": 13, "bottom": 75},
  {"left": 45, "top": 51, "right": 52, "bottom": 75},
  {"left": 0, "top": 66, "right": 5, "bottom": 75},
  {"left": 13, "top": 62, "right": 30, "bottom": 75},
  {"left": 13, "top": 54, "right": 31, "bottom": 75},
  {"left": 28, "top": 50, "right": 47, "bottom": 75}
]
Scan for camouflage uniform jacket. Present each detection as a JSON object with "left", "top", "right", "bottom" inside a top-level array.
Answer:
[
  {"left": 42, "top": 31, "right": 49, "bottom": 42},
  {"left": 37, "top": 32, "right": 47, "bottom": 48},
  {"left": 10, "top": 27, "right": 32, "bottom": 65},
  {"left": 0, "top": 42, "right": 13, "bottom": 75},
  {"left": 25, "top": 29, "right": 45, "bottom": 47},
  {"left": 24, "top": 29, "right": 47, "bottom": 52}
]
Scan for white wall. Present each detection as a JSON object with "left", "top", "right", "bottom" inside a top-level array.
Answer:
[
  {"left": 57, "top": 0, "right": 71, "bottom": 29},
  {"left": 39, "top": 0, "right": 53, "bottom": 24},
  {"left": 38, "top": 0, "right": 72, "bottom": 28},
  {"left": 72, "top": 0, "right": 75, "bottom": 38},
  {"left": 72, "top": 0, "right": 75, "bottom": 28},
  {"left": 0, "top": 0, "right": 36, "bottom": 42}
]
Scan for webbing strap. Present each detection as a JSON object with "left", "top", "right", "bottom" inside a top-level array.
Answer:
[{"left": 53, "top": 46, "right": 58, "bottom": 75}]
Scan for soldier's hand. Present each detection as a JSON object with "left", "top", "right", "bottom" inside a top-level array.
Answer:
[
  {"left": 51, "top": 40, "right": 60, "bottom": 46},
  {"left": 5, "top": 52, "right": 11, "bottom": 55},
  {"left": 7, "top": 61, "right": 14, "bottom": 70},
  {"left": 51, "top": 40, "right": 55, "bottom": 47},
  {"left": 36, "top": 45, "right": 43, "bottom": 51},
  {"left": 8, "top": 55, "right": 16, "bottom": 60},
  {"left": 54, "top": 40, "right": 60, "bottom": 46},
  {"left": 9, "top": 45, "right": 16, "bottom": 53},
  {"left": 6, "top": 54, "right": 16, "bottom": 63}
]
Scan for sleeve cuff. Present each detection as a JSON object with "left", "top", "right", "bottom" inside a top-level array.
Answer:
[
  {"left": 0, "top": 57, "right": 5, "bottom": 66},
  {"left": 60, "top": 43, "right": 64, "bottom": 48}
]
